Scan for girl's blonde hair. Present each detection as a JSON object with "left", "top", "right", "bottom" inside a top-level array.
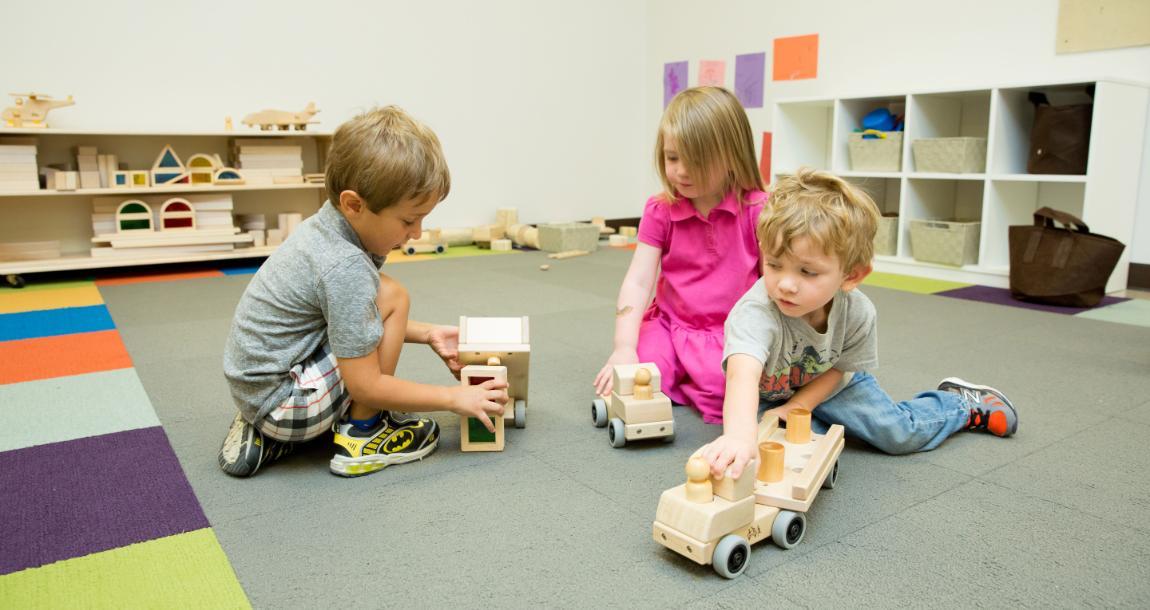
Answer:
[
  {"left": 326, "top": 106, "right": 450, "bottom": 213},
  {"left": 655, "top": 86, "right": 764, "bottom": 204},
  {"left": 757, "top": 168, "right": 881, "bottom": 273}
]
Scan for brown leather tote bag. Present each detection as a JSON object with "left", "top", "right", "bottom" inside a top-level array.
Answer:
[
  {"left": 1026, "top": 89, "right": 1093, "bottom": 175},
  {"left": 1008, "top": 207, "right": 1124, "bottom": 307}
]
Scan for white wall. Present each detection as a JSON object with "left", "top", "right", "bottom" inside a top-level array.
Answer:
[
  {"left": 0, "top": 0, "right": 649, "bottom": 229},
  {"left": 645, "top": 0, "right": 1150, "bottom": 263}
]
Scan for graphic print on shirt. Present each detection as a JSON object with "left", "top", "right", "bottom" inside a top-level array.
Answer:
[{"left": 759, "top": 344, "right": 837, "bottom": 402}]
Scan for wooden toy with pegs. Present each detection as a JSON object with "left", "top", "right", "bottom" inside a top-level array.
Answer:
[
  {"left": 652, "top": 412, "right": 843, "bottom": 578},
  {"left": 458, "top": 316, "right": 530, "bottom": 429},
  {"left": 591, "top": 363, "right": 674, "bottom": 447},
  {"left": 459, "top": 358, "right": 507, "bottom": 452},
  {"left": 3, "top": 93, "right": 75, "bottom": 128},
  {"left": 242, "top": 102, "right": 320, "bottom": 131}
]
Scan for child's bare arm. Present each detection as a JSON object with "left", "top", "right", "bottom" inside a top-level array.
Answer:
[
  {"left": 699, "top": 354, "right": 764, "bottom": 480},
  {"left": 338, "top": 353, "right": 507, "bottom": 430},
  {"left": 593, "top": 242, "right": 662, "bottom": 395}
]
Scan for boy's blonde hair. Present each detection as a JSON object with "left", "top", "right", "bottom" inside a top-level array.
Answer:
[
  {"left": 325, "top": 106, "right": 450, "bottom": 213},
  {"left": 655, "top": 86, "right": 764, "bottom": 204},
  {"left": 758, "top": 168, "right": 881, "bottom": 273}
]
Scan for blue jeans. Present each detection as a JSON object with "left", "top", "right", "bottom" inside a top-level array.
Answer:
[{"left": 762, "top": 372, "right": 969, "bottom": 455}]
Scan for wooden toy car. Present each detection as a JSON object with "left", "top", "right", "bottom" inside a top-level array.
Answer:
[
  {"left": 241, "top": 102, "right": 319, "bottom": 131},
  {"left": 652, "top": 411, "right": 843, "bottom": 578},
  {"left": 402, "top": 229, "right": 448, "bottom": 255},
  {"left": 591, "top": 363, "right": 674, "bottom": 447},
  {"left": 458, "top": 316, "right": 529, "bottom": 429}
]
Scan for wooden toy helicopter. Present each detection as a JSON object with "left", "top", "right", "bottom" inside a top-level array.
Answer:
[
  {"left": 3, "top": 93, "right": 75, "bottom": 128},
  {"left": 241, "top": 102, "right": 320, "bottom": 131}
]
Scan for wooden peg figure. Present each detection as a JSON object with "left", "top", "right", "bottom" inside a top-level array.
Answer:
[
  {"left": 634, "top": 367, "right": 653, "bottom": 400},
  {"left": 785, "top": 408, "right": 812, "bottom": 444},
  {"left": 684, "top": 456, "right": 713, "bottom": 503},
  {"left": 757, "top": 441, "right": 785, "bottom": 483}
]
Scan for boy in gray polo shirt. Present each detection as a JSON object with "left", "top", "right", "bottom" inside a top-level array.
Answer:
[
  {"left": 219, "top": 106, "right": 508, "bottom": 478},
  {"left": 699, "top": 169, "right": 1018, "bottom": 481}
]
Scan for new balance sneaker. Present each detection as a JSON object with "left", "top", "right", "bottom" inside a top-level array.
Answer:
[
  {"left": 938, "top": 378, "right": 1018, "bottom": 437},
  {"left": 330, "top": 411, "right": 440, "bottom": 477},
  {"left": 218, "top": 413, "right": 294, "bottom": 477}
]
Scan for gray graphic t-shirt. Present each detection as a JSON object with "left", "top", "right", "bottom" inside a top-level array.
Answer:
[
  {"left": 223, "top": 201, "right": 386, "bottom": 421},
  {"left": 722, "top": 278, "right": 878, "bottom": 403}
]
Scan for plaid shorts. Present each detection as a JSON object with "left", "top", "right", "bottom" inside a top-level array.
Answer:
[{"left": 256, "top": 342, "right": 351, "bottom": 443}]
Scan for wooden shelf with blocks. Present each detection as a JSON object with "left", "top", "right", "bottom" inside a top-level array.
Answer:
[{"left": 0, "top": 129, "right": 331, "bottom": 286}]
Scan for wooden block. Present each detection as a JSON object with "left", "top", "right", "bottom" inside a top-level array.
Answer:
[
  {"left": 460, "top": 364, "right": 507, "bottom": 452},
  {"left": 611, "top": 362, "right": 662, "bottom": 396},
  {"left": 112, "top": 171, "right": 132, "bottom": 188},
  {"left": 654, "top": 484, "right": 755, "bottom": 543},
  {"left": 491, "top": 238, "right": 512, "bottom": 251},
  {"left": 459, "top": 316, "right": 529, "bottom": 346},
  {"left": 266, "top": 229, "right": 284, "bottom": 246},
  {"left": 538, "top": 222, "right": 600, "bottom": 253},
  {"left": 619, "top": 226, "right": 638, "bottom": 238},
  {"left": 546, "top": 249, "right": 588, "bottom": 260},
  {"left": 712, "top": 463, "right": 757, "bottom": 502},
  {"left": 609, "top": 392, "right": 672, "bottom": 424},
  {"left": 608, "top": 234, "right": 629, "bottom": 246},
  {"left": 129, "top": 170, "right": 151, "bottom": 187}
]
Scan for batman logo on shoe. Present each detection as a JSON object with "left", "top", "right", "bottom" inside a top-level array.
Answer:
[{"left": 384, "top": 429, "right": 415, "bottom": 453}]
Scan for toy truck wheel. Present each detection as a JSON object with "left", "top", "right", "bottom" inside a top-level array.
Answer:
[
  {"left": 404, "top": 247, "right": 416, "bottom": 255},
  {"left": 712, "top": 535, "right": 751, "bottom": 579},
  {"left": 514, "top": 400, "right": 526, "bottom": 428},
  {"left": 822, "top": 460, "right": 839, "bottom": 489},
  {"left": 435, "top": 245, "right": 445, "bottom": 254},
  {"left": 771, "top": 510, "right": 806, "bottom": 550},
  {"left": 5, "top": 274, "right": 25, "bottom": 289},
  {"left": 608, "top": 418, "right": 626, "bottom": 448},
  {"left": 591, "top": 398, "right": 608, "bottom": 428}
]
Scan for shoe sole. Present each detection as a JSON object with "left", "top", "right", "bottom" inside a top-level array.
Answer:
[
  {"left": 219, "top": 416, "right": 261, "bottom": 477},
  {"left": 939, "top": 377, "right": 1018, "bottom": 435},
  {"left": 329, "top": 435, "right": 440, "bottom": 477}
]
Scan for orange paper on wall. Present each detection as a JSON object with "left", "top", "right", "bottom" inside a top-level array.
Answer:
[{"left": 773, "top": 34, "right": 819, "bottom": 81}]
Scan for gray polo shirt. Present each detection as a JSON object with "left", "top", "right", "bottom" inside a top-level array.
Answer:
[
  {"left": 223, "top": 201, "right": 386, "bottom": 421},
  {"left": 723, "top": 278, "right": 878, "bottom": 403}
]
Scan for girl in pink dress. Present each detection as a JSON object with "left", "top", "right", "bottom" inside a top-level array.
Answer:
[{"left": 593, "top": 86, "right": 766, "bottom": 423}]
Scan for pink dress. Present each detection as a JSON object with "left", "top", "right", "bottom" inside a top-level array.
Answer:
[{"left": 636, "top": 189, "right": 766, "bottom": 423}]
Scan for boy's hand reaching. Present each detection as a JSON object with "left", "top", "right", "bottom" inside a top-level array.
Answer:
[
  {"left": 699, "top": 433, "right": 758, "bottom": 481},
  {"left": 450, "top": 379, "right": 508, "bottom": 433},
  {"left": 428, "top": 325, "right": 462, "bottom": 379},
  {"left": 593, "top": 348, "right": 639, "bottom": 396}
]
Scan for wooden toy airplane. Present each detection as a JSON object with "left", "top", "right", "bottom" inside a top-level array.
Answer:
[
  {"left": 3, "top": 92, "right": 75, "bottom": 128},
  {"left": 652, "top": 411, "right": 843, "bottom": 578},
  {"left": 241, "top": 102, "right": 320, "bottom": 131},
  {"left": 592, "top": 363, "right": 674, "bottom": 447}
]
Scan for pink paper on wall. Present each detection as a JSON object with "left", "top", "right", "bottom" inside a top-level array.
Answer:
[
  {"left": 698, "top": 60, "right": 726, "bottom": 86},
  {"left": 773, "top": 34, "right": 819, "bottom": 81}
]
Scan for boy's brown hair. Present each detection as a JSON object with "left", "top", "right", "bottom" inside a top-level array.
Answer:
[
  {"left": 655, "top": 86, "right": 764, "bottom": 205},
  {"left": 325, "top": 106, "right": 450, "bottom": 212},
  {"left": 757, "top": 168, "right": 881, "bottom": 273}
]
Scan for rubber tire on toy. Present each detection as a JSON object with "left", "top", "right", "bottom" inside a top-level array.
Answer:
[
  {"left": 712, "top": 535, "right": 751, "bottom": 579},
  {"left": 5, "top": 274, "right": 25, "bottom": 289},
  {"left": 591, "top": 398, "right": 608, "bottom": 428},
  {"left": 435, "top": 245, "right": 445, "bottom": 254},
  {"left": 514, "top": 399, "right": 526, "bottom": 428},
  {"left": 822, "top": 460, "right": 839, "bottom": 490},
  {"left": 608, "top": 418, "right": 626, "bottom": 448},
  {"left": 771, "top": 510, "right": 806, "bottom": 550},
  {"left": 404, "top": 247, "right": 415, "bottom": 255}
]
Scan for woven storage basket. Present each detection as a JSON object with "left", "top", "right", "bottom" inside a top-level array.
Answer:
[
  {"left": 909, "top": 219, "right": 980, "bottom": 266},
  {"left": 874, "top": 214, "right": 898, "bottom": 256},
  {"left": 848, "top": 132, "right": 902, "bottom": 171},
  {"left": 912, "top": 137, "right": 987, "bottom": 173}
]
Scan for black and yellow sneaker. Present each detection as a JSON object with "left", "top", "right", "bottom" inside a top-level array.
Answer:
[
  {"left": 330, "top": 412, "right": 440, "bottom": 477},
  {"left": 218, "top": 412, "right": 294, "bottom": 478}
]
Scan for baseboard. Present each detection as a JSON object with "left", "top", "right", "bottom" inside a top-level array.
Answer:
[{"left": 1129, "top": 263, "right": 1150, "bottom": 290}]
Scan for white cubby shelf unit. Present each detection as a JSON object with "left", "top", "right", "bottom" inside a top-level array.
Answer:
[
  {"left": 0, "top": 129, "right": 331, "bottom": 278},
  {"left": 772, "top": 79, "right": 1149, "bottom": 291}
]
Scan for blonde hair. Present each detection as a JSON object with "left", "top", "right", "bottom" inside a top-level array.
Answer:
[
  {"left": 757, "top": 168, "right": 881, "bottom": 273},
  {"left": 655, "top": 86, "right": 764, "bottom": 204},
  {"left": 325, "top": 106, "right": 450, "bottom": 213}
]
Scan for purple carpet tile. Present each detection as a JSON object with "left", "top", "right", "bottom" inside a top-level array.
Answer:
[
  {"left": 0, "top": 426, "right": 210, "bottom": 575},
  {"left": 935, "top": 284, "right": 1128, "bottom": 315}
]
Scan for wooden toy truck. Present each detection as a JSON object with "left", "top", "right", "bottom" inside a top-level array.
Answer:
[
  {"left": 241, "top": 102, "right": 319, "bottom": 131},
  {"left": 652, "top": 411, "right": 843, "bottom": 578},
  {"left": 402, "top": 229, "right": 448, "bottom": 255},
  {"left": 591, "top": 363, "right": 674, "bottom": 447},
  {"left": 458, "top": 316, "right": 530, "bottom": 431}
]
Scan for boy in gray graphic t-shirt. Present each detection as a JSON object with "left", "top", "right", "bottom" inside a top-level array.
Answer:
[
  {"left": 699, "top": 169, "right": 1019, "bottom": 482},
  {"left": 218, "top": 107, "right": 508, "bottom": 478}
]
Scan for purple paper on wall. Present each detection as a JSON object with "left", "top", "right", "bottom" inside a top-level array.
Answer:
[
  {"left": 664, "top": 61, "right": 688, "bottom": 107},
  {"left": 734, "top": 52, "right": 766, "bottom": 108}
]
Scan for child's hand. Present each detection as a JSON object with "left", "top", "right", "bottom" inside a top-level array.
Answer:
[
  {"left": 427, "top": 325, "right": 462, "bottom": 379},
  {"left": 593, "top": 348, "right": 639, "bottom": 396},
  {"left": 698, "top": 434, "right": 758, "bottom": 481},
  {"left": 450, "top": 379, "right": 508, "bottom": 432},
  {"left": 763, "top": 405, "right": 789, "bottom": 422}
]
